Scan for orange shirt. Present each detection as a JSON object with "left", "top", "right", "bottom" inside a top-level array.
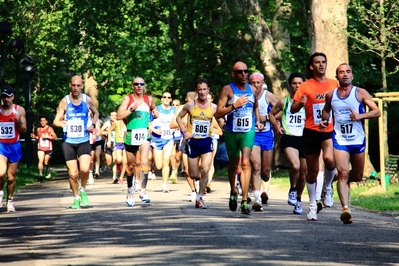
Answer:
[{"left": 293, "top": 78, "right": 338, "bottom": 132}]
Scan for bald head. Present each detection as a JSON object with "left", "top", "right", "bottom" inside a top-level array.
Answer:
[{"left": 232, "top": 61, "right": 248, "bottom": 71}]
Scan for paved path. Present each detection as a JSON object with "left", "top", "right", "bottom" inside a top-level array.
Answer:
[{"left": 1, "top": 170, "right": 399, "bottom": 266}]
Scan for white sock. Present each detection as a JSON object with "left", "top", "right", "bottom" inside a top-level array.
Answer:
[
  {"left": 307, "top": 182, "right": 317, "bottom": 206},
  {"left": 324, "top": 168, "right": 336, "bottom": 190},
  {"left": 316, "top": 171, "right": 324, "bottom": 200}
]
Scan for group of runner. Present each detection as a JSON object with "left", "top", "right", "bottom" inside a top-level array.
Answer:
[{"left": 0, "top": 52, "right": 380, "bottom": 225}]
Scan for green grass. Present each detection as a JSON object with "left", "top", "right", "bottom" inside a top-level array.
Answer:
[{"left": 215, "top": 168, "right": 399, "bottom": 212}]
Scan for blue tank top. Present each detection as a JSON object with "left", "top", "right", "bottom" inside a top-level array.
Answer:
[
  {"left": 64, "top": 94, "right": 90, "bottom": 144},
  {"left": 225, "top": 82, "right": 255, "bottom": 133}
]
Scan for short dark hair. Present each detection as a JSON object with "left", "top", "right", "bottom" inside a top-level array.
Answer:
[
  {"left": 288, "top": 72, "right": 305, "bottom": 86},
  {"left": 195, "top": 78, "right": 209, "bottom": 88},
  {"left": 39, "top": 115, "right": 48, "bottom": 121},
  {"left": 305, "top": 52, "right": 327, "bottom": 79}
]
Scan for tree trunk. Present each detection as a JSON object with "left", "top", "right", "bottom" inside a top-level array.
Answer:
[{"left": 310, "top": 0, "right": 349, "bottom": 79}]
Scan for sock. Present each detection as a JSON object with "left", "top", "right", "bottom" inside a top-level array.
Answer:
[
  {"left": 306, "top": 182, "right": 317, "bottom": 206},
  {"left": 80, "top": 187, "right": 86, "bottom": 192},
  {"left": 297, "top": 196, "right": 301, "bottom": 202},
  {"left": 74, "top": 196, "right": 80, "bottom": 200},
  {"left": 253, "top": 190, "right": 260, "bottom": 202},
  {"left": 141, "top": 172, "right": 149, "bottom": 189},
  {"left": 315, "top": 171, "right": 324, "bottom": 200},
  {"left": 324, "top": 167, "right": 336, "bottom": 190},
  {"left": 127, "top": 174, "right": 133, "bottom": 188},
  {"left": 197, "top": 194, "right": 203, "bottom": 200}
]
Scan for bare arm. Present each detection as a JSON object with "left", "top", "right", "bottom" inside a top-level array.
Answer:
[
  {"left": 53, "top": 98, "right": 67, "bottom": 128},
  {"left": 48, "top": 127, "right": 58, "bottom": 140},
  {"left": 320, "top": 92, "right": 332, "bottom": 130},
  {"left": 116, "top": 95, "right": 133, "bottom": 120},
  {"left": 170, "top": 105, "right": 184, "bottom": 129},
  {"left": 176, "top": 102, "right": 192, "bottom": 139},
  {"left": 215, "top": 85, "right": 234, "bottom": 119},
  {"left": 16, "top": 106, "right": 27, "bottom": 134},
  {"left": 269, "top": 99, "right": 284, "bottom": 135},
  {"left": 351, "top": 88, "right": 381, "bottom": 120}
]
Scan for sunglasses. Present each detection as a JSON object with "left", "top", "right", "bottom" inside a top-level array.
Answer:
[
  {"left": 172, "top": 104, "right": 179, "bottom": 106},
  {"left": 133, "top": 83, "right": 145, "bottom": 86},
  {"left": 162, "top": 96, "right": 172, "bottom": 99},
  {"left": 234, "top": 69, "right": 249, "bottom": 74}
]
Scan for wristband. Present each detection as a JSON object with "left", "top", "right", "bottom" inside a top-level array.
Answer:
[{"left": 129, "top": 107, "right": 134, "bottom": 112}]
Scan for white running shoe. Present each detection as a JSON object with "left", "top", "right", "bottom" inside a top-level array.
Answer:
[
  {"left": 293, "top": 201, "right": 303, "bottom": 215},
  {"left": 307, "top": 205, "right": 318, "bottom": 221},
  {"left": 288, "top": 189, "right": 298, "bottom": 206},
  {"left": 139, "top": 191, "right": 151, "bottom": 203},
  {"left": 45, "top": 173, "right": 52, "bottom": 179},
  {"left": 7, "top": 199, "right": 15, "bottom": 212},
  {"left": 88, "top": 172, "right": 94, "bottom": 185},
  {"left": 189, "top": 191, "right": 196, "bottom": 202},
  {"left": 149, "top": 172, "right": 156, "bottom": 180},
  {"left": 162, "top": 184, "right": 169, "bottom": 193},
  {"left": 323, "top": 188, "right": 334, "bottom": 207},
  {"left": 252, "top": 199, "right": 263, "bottom": 212},
  {"left": 126, "top": 189, "right": 135, "bottom": 207}
]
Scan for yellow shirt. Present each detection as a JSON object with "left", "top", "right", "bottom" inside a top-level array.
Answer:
[{"left": 187, "top": 101, "right": 213, "bottom": 139}]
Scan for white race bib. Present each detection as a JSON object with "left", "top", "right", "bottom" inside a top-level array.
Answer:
[
  {"left": 0, "top": 122, "right": 15, "bottom": 139},
  {"left": 130, "top": 128, "right": 147, "bottom": 145},
  {"left": 312, "top": 103, "right": 324, "bottom": 125},
  {"left": 192, "top": 120, "right": 210, "bottom": 138},
  {"left": 67, "top": 120, "right": 84, "bottom": 138},
  {"left": 232, "top": 112, "right": 252, "bottom": 132}
]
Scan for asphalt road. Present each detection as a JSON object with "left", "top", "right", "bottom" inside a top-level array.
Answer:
[{"left": 1, "top": 169, "right": 399, "bottom": 266}]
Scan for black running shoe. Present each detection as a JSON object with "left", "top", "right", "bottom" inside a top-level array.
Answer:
[
  {"left": 261, "top": 191, "right": 269, "bottom": 205},
  {"left": 229, "top": 191, "right": 238, "bottom": 211},
  {"left": 241, "top": 201, "right": 251, "bottom": 215}
]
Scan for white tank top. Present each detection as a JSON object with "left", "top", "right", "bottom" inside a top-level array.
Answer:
[{"left": 331, "top": 86, "right": 365, "bottom": 145}]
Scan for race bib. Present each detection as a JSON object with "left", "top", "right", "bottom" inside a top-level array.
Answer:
[
  {"left": 161, "top": 126, "right": 173, "bottom": 139},
  {"left": 67, "top": 120, "right": 84, "bottom": 138},
  {"left": 130, "top": 128, "right": 148, "bottom": 145},
  {"left": 0, "top": 122, "right": 15, "bottom": 139},
  {"left": 312, "top": 103, "right": 324, "bottom": 125},
  {"left": 192, "top": 120, "right": 210, "bottom": 138},
  {"left": 232, "top": 112, "right": 252, "bottom": 132},
  {"left": 39, "top": 138, "right": 50, "bottom": 147}
]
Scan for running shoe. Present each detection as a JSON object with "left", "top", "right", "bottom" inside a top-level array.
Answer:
[
  {"left": 38, "top": 175, "right": 44, "bottom": 182},
  {"left": 195, "top": 197, "right": 208, "bottom": 209},
  {"left": 307, "top": 205, "right": 318, "bottom": 221},
  {"left": 206, "top": 183, "right": 211, "bottom": 193},
  {"left": 148, "top": 172, "right": 156, "bottom": 180},
  {"left": 316, "top": 200, "right": 323, "bottom": 213},
  {"left": 240, "top": 201, "right": 251, "bottom": 215},
  {"left": 88, "top": 172, "right": 94, "bottom": 185},
  {"left": 45, "top": 173, "right": 52, "bottom": 179},
  {"left": 170, "top": 170, "right": 178, "bottom": 184},
  {"left": 288, "top": 189, "right": 298, "bottom": 206},
  {"left": 340, "top": 208, "right": 353, "bottom": 224},
  {"left": 247, "top": 195, "right": 252, "bottom": 204},
  {"left": 126, "top": 190, "right": 135, "bottom": 207},
  {"left": 261, "top": 191, "right": 269, "bottom": 205},
  {"left": 323, "top": 188, "right": 334, "bottom": 207},
  {"left": 293, "top": 201, "right": 303, "bottom": 215},
  {"left": 80, "top": 191, "right": 89, "bottom": 206},
  {"left": 252, "top": 199, "right": 263, "bottom": 212},
  {"left": 0, "top": 191, "right": 3, "bottom": 209},
  {"left": 139, "top": 191, "right": 151, "bottom": 203},
  {"left": 71, "top": 198, "right": 81, "bottom": 209},
  {"left": 162, "top": 184, "right": 169, "bottom": 193},
  {"left": 94, "top": 172, "right": 100, "bottom": 179},
  {"left": 229, "top": 190, "right": 238, "bottom": 211},
  {"left": 189, "top": 191, "right": 197, "bottom": 202},
  {"left": 7, "top": 198, "right": 15, "bottom": 212},
  {"left": 112, "top": 178, "right": 118, "bottom": 184}
]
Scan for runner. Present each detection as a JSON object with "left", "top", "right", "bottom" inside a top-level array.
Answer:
[
  {"left": 31, "top": 115, "right": 58, "bottom": 181},
  {"left": 176, "top": 78, "right": 217, "bottom": 209},
  {"left": 321, "top": 63, "right": 380, "bottom": 224}
]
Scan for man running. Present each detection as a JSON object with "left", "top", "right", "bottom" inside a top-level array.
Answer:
[
  {"left": 116, "top": 77, "right": 157, "bottom": 206},
  {"left": 321, "top": 63, "right": 380, "bottom": 224},
  {"left": 215, "top": 61, "right": 263, "bottom": 215},
  {"left": 53, "top": 75, "right": 99, "bottom": 209},
  {"left": 291, "top": 53, "right": 338, "bottom": 221},
  {"left": 0, "top": 86, "right": 27, "bottom": 212},
  {"left": 31, "top": 115, "right": 58, "bottom": 181},
  {"left": 269, "top": 73, "right": 307, "bottom": 215},
  {"left": 176, "top": 78, "right": 217, "bottom": 209}
]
